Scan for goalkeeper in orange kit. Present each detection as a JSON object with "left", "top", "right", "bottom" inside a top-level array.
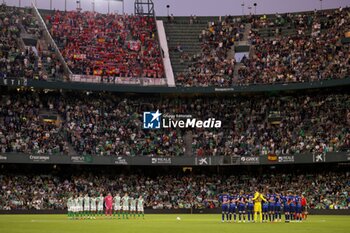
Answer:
[{"left": 252, "top": 188, "right": 267, "bottom": 223}]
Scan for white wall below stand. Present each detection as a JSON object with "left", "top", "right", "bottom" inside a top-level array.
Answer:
[{"left": 156, "top": 20, "right": 176, "bottom": 87}]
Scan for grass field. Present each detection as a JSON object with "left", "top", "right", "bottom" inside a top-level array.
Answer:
[{"left": 0, "top": 214, "right": 349, "bottom": 233}]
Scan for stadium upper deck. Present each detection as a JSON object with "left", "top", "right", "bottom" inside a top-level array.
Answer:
[{"left": 1, "top": 4, "right": 349, "bottom": 90}]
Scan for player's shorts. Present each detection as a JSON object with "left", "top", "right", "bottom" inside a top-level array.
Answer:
[
  {"left": 106, "top": 206, "right": 113, "bottom": 211},
  {"left": 130, "top": 206, "right": 136, "bottom": 211},
  {"left": 268, "top": 204, "right": 275, "bottom": 212},
  {"left": 114, "top": 205, "right": 121, "bottom": 211},
  {"left": 238, "top": 204, "right": 245, "bottom": 213},
  {"left": 78, "top": 206, "right": 83, "bottom": 212},
  {"left": 302, "top": 206, "right": 306, "bottom": 212},
  {"left": 275, "top": 205, "right": 281, "bottom": 212},
  {"left": 254, "top": 203, "right": 262, "bottom": 213},
  {"left": 84, "top": 207, "right": 90, "bottom": 211},
  {"left": 283, "top": 204, "right": 290, "bottom": 212},
  {"left": 221, "top": 204, "right": 229, "bottom": 213},
  {"left": 296, "top": 205, "right": 302, "bottom": 213},
  {"left": 229, "top": 205, "right": 236, "bottom": 213},
  {"left": 123, "top": 206, "right": 129, "bottom": 211},
  {"left": 289, "top": 205, "right": 296, "bottom": 212},
  {"left": 90, "top": 206, "right": 97, "bottom": 211},
  {"left": 262, "top": 206, "right": 269, "bottom": 213},
  {"left": 137, "top": 206, "right": 144, "bottom": 212},
  {"left": 247, "top": 204, "right": 254, "bottom": 212},
  {"left": 97, "top": 205, "right": 104, "bottom": 211}
]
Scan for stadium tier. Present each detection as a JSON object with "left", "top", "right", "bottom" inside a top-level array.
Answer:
[
  {"left": 0, "top": 90, "right": 349, "bottom": 157},
  {"left": 1, "top": 4, "right": 349, "bottom": 87}
]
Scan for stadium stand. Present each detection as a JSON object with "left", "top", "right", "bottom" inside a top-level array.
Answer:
[
  {"left": 44, "top": 10, "right": 164, "bottom": 80},
  {"left": 0, "top": 5, "right": 64, "bottom": 80},
  {"left": 167, "top": 7, "right": 350, "bottom": 86},
  {"left": 0, "top": 90, "right": 349, "bottom": 156}
]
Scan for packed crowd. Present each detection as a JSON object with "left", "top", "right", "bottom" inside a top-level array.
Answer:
[
  {"left": 0, "top": 92, "right": 69, "bottom": 155},
  {"left": 0, "top": 171, "right": 348, "bottom": 210},
  {"left": 0, "top": 90, "right": 349, "bottom": 157},
  {"left": 0, "top": 5, "right": 64, "bottom": 80},
  {"left": 175, "top": 7, "right": 350, "bottom": 86},
  {"left": 46, "top": 11, "right": 164, "bottom": 79},
  {"left": 176, "top": 16, "right": 244, "bottom": 86},
  {"left": 237, "top": 7, "right": 350, "bottom": 84}
]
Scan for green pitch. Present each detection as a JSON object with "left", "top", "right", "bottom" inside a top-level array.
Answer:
[{"left": 0, "top": 214, "right": 349, "bottom": 233}]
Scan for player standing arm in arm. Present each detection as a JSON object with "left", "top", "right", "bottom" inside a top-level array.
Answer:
[
  {"left": 237, "top": 191, "right": 246, "bottom": 223},
  {"left": 67, "top": 195, "right": 73, "bottom": 219},
  {"left": 252, "top": 188, "right": 267, "bottom": 223},
  {"left": 229, "top": 194, "right": 237, "bottom": 223},
  {"left": 275, "top": 194, "right": 282, "bottom": 222},
  {"left": 90, "top": 195, "right": 97, "bottom": 219},
  {"left": 219, "top": 193, "right": 230, "bottom": 222},
  {"left": 97, "top": 193, "right": 104, "bottom": 217},
  {"left": 83, "top": 194, "right": 90, "bottom": 219},
  {"left": 137, "top": 195, "right": 145, "bottom": 219},
  {"left": 78, "top": 194, "right": 84, "bottom": 219},
  {"left": 105, "top": 193, "right": 113, "bottom": 218},
  {"left": 73, "top": 195, "right": 79, "bottom": 220},
  {"left": 247, "top": 194, "right": 254, "bottom": 223},
  {"left": 113, "top": 193, "right": 121, "bottom": 219},
  {"left": 122, "top": 193, "right": 129, "bottom": 219}
]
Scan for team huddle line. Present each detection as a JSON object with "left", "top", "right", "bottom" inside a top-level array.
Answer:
[
  {"left": 67, "top": 193, "right": 144, "bottom": 220},
  {"left": 220, "top": 190, "right": 308, "bottom": 223}
]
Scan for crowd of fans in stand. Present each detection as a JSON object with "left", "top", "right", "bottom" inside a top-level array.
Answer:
[
  {"left": 237, "top": 7, "right": 350, "bottom": 85},
  {"left": 0, "top": 92, "right": 69, "bottom": 155},
  {"left": 175, "top": 7, "right": 350, "bottom": 86},
  {"left": 0, "top": 171, "right": 348, "bottom": 210},
  {"left": 0, "top": 5, "right": 64, "bottom": 80},
  {"left": 0, "top": 91, "right": 349, "bottom": 156},
  {"left": 45, "top": 11, "right": 164, "bottom": 79},
  {"left": 176, "top": 16, "right": 244, "bottom": 86}
]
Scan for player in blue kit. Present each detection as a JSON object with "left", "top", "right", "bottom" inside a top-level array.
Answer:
[
  {"left": 295, "top": 194, "right": 302, "bottom": 222},
  {"left": 229, "top": 194, "right": 237, "bottom": 222},
  {"left": 267, "top": 191, "right": 276, "bottom": 222},
  {"left": 262, "top": 200, "right": 269, "bottom": 223},
  {"left": 246, "top": 193, "right": 254, "bottom": 222},
  {"left": 288, "top": 193, "right": 296, "bottom": 221},
  {"left": 237, "top": 191, "right": 246, "bottom": 223},
  {"left": 274, "top": 194, "right": 282, "bottom": 222},
  {"left": 281, "top": 193, "right": 290, "bottom": 222},
  {"left": 219, "top": 193, "right": 230, "bottom": 222}
]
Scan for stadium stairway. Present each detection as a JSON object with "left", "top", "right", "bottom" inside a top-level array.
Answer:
[
  {"left": 184, "top": 131, "right": 194, "bottom": 156},
  {"left": 163, "top": 22, "right": 205, "bottom": 75}
]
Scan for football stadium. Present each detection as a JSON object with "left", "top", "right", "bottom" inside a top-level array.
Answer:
[{"left": 0, "top": 0, "right": 349, "bottom": 232}]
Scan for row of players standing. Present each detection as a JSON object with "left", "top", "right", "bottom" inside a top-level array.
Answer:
[
  {"left": 67, "top": 193, "right": 144, "bottom": 219},
  {"left": 220, "top": 191, "right": 307, "bottom": 223}
]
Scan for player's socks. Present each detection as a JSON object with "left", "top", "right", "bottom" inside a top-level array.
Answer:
[
  {"left": 222, "top": 213, "right": 225, "bottom": 221},
  {"left": 234, "top": 213, "right": 236, "bottom": 221},
  {"left": 142, "top": 213, "right": 144, "bottom": 218},
  {"left": 226, "top": 213, "right": 229, "bottom": 221}
]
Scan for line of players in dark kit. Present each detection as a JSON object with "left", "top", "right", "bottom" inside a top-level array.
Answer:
[{"left": 219, "top": 190, "right": 308, "bottom": 223}]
